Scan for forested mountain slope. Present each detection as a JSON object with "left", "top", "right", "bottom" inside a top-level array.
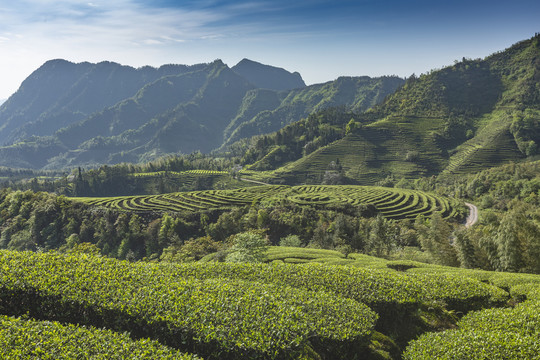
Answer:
[
  {"left": 240, "top": 34, "right": 540, "bottom": 185},
  {"left": 223, "top": 75, "right": 403, "bottom": 146},
  {"left": 0, "top": 59, "right": 402, "bottom": 169},
  {"left": 0, "top": 60, "right": 200, "bottom": 144}
]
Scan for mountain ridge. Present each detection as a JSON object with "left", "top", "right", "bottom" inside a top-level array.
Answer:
[
  {"left": 0, "top": 58, "right": 402, "bottom": 169},
  {"left": 0, "top": 59, "right": 203, "bottom": 145}
]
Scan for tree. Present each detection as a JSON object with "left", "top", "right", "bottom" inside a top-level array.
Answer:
[
  {"left": 495, "top": 204, "right": 540, "bottom": 272},
  {"left": 172, "top": 236, "right": 222, "bottom": 262},
  {"left": 365, "top": 215, "right": 396, "bottom": 257},
  {"left": 310, "top": 220, "right": 333, "bottom": 249},
  {"left": 418, "top": 213, "right": 458, "bottom": 266},
  {"left": 345, "top": 119, "right": 357, "bottom": 135},
  {"left": 225, "top": 231, "right": 268, "bottom": 263},
  {"left": 279, "top": 234, "right": 302, "bottom": 247},
  {"left": 454, "top": 228, "right": 477, "bottom": 269}
]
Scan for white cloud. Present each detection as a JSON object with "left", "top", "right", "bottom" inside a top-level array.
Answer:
[
  {"left": 0, "top": 0, "right": 239, "bottom": 97},
  {"left": 1, "top": 0, "right": 534, "bottom": 99}
]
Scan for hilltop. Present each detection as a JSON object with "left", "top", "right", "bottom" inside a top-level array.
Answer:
[{"left": 231, "top": 58, "right": 306, "bottom": 91}]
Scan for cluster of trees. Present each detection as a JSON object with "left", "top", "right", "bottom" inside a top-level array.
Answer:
[
  {"left": 454, "top": 202, "right": 540, "bottom": 273},
  {"left": 510, "top": 109, "right": 540, "bottom": 156},
  {"left": 0, "top": 187, "right": 451, "bottom": 264},
  {"left": 4, "top": 152, "right": 242, "bottom": 197},
  {"left": 385, "top": 160, "right": 540, "bottom": 273}
]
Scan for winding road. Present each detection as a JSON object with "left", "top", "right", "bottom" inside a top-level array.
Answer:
[
  {"left": 239, "top": 177, "right": 270, "bottom": 186},
  {"left": 464, "top": 202, "right": 479, "bottom": 228}
]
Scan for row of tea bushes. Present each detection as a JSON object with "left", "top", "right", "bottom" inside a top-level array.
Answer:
[
  {"left": 403, "top": 298, "right": 540, "bottom": 359},
  {"left": 73, "top": 184, "right": 465, "bottom": 221},
  {"left": 0, "top": 250, "right": 376, "bottom": 360},
  {"left": 163, "top": 262, "right": 508, "bottom": 314},
  {"left": 403, "top": 329, "right": 540, "bottom": 360},
  {"left": 0, "top": 315, "right": 199, "bottom": 359},
  {"left": 396, "top": 261, "right": 540, "bottom": 359}
]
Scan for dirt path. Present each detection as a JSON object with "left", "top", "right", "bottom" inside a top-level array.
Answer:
[
  {"left": 239, "top": 177, "right": 270, "bottom": 186},
  {"left": 464, "top": 202, "right": 479, "bottom": 228}
]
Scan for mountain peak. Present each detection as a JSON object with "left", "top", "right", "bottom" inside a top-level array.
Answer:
[{"left": 232, "top": 58, "right": 306, "bottom": 91}]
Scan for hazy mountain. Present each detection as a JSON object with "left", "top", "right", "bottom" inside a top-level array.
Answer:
[
  {"left": 0, "top": 99, "right": 5, "bottom": 106},
  {"left": 0, "top": 60, "right": 202, "bottom": 145},
  {"left": 240, "top": 35, "right": 540, "bottom": 184},
  {"left": 0, "top": 58, "right": 403, "bottom": 169},
  {"left": 231, "top": 58, "right": 306, "bottom": 91}
]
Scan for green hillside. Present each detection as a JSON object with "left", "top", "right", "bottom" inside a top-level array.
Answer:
[
  {"left": 224, "top": 76, "right": 404, "bottom": 145},
  {"left": 241, "top": 35, "right": 539, "bottom": 185}
]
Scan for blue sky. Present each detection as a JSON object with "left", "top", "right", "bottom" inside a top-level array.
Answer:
[{"left": 0, "top": 0, "right": 538, "bottom": 99}]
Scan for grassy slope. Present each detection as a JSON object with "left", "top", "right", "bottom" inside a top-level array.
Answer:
[{"left": 273, "top": 116, "right": 446, "bottom": 184}]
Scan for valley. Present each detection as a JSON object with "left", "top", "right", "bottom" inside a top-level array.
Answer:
[{"left": 0, "top": 34, "right": 539, "bottom": 359}]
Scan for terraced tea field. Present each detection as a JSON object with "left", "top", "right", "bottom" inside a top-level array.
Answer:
[
  {"left": 131, "top": 170, "right": 229, "bottom": 178},
  {"left": 442, "top": 128, "right": 523, "bottom": 176},
  {"left": 72, "top": 185, "right": 466, "bottom": 221}
]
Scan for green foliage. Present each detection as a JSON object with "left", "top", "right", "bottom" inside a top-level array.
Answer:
[
  {"left": 0, "top": 315, "right": 199, "bottom": 359},
  {"left": 417, "top": 213, "right": 459, "bottom": 266},
  {"left": 161, "top": 236, "right": 222, "bottom": 263},
  {"left": 403, "top": 329, "right": 540, "bottom": 360},
  {"left": 279, "top": 234, "right": 303, "bottom": 247},
  {"left": 73, "top": 184, "right": 465, "bottom": 222},
  {"left": 0, "top": 250, "right": 377, "bottom": 360},
  {"left": 495, "top": 204, "right": 540, "bottom": 273},
  {"left": 266, "top": 246, "right": 346, "bottom": 263},
  {"left": 225, "top": 231, "right": 268, "bottom": 263},
  {"left": 404, "top": 284, "right": 540, "bottom": 360},
  {"left": 169, "top": 261, "right": 507, "bottom": 315},
  {"left": 365, "top": 215, "right": 398, "bottom": 257},
  {"left": 345, "top": 118, "right": 358, "bottom": 135}
]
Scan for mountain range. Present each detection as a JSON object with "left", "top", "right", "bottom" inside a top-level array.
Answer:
[
  {"left": 0, "top": 59, "right": 403, "bottom": 169},
  {"left": 0, "top": 34, "right": 538, "bottom": 180}
]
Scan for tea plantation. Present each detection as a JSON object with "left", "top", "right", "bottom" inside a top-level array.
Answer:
[
  {"left": 1, "top": 249, "right": 540, "bottom": 359},
  {"left": 72, "top": 184, "right": 466, "bottom": 221}
]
